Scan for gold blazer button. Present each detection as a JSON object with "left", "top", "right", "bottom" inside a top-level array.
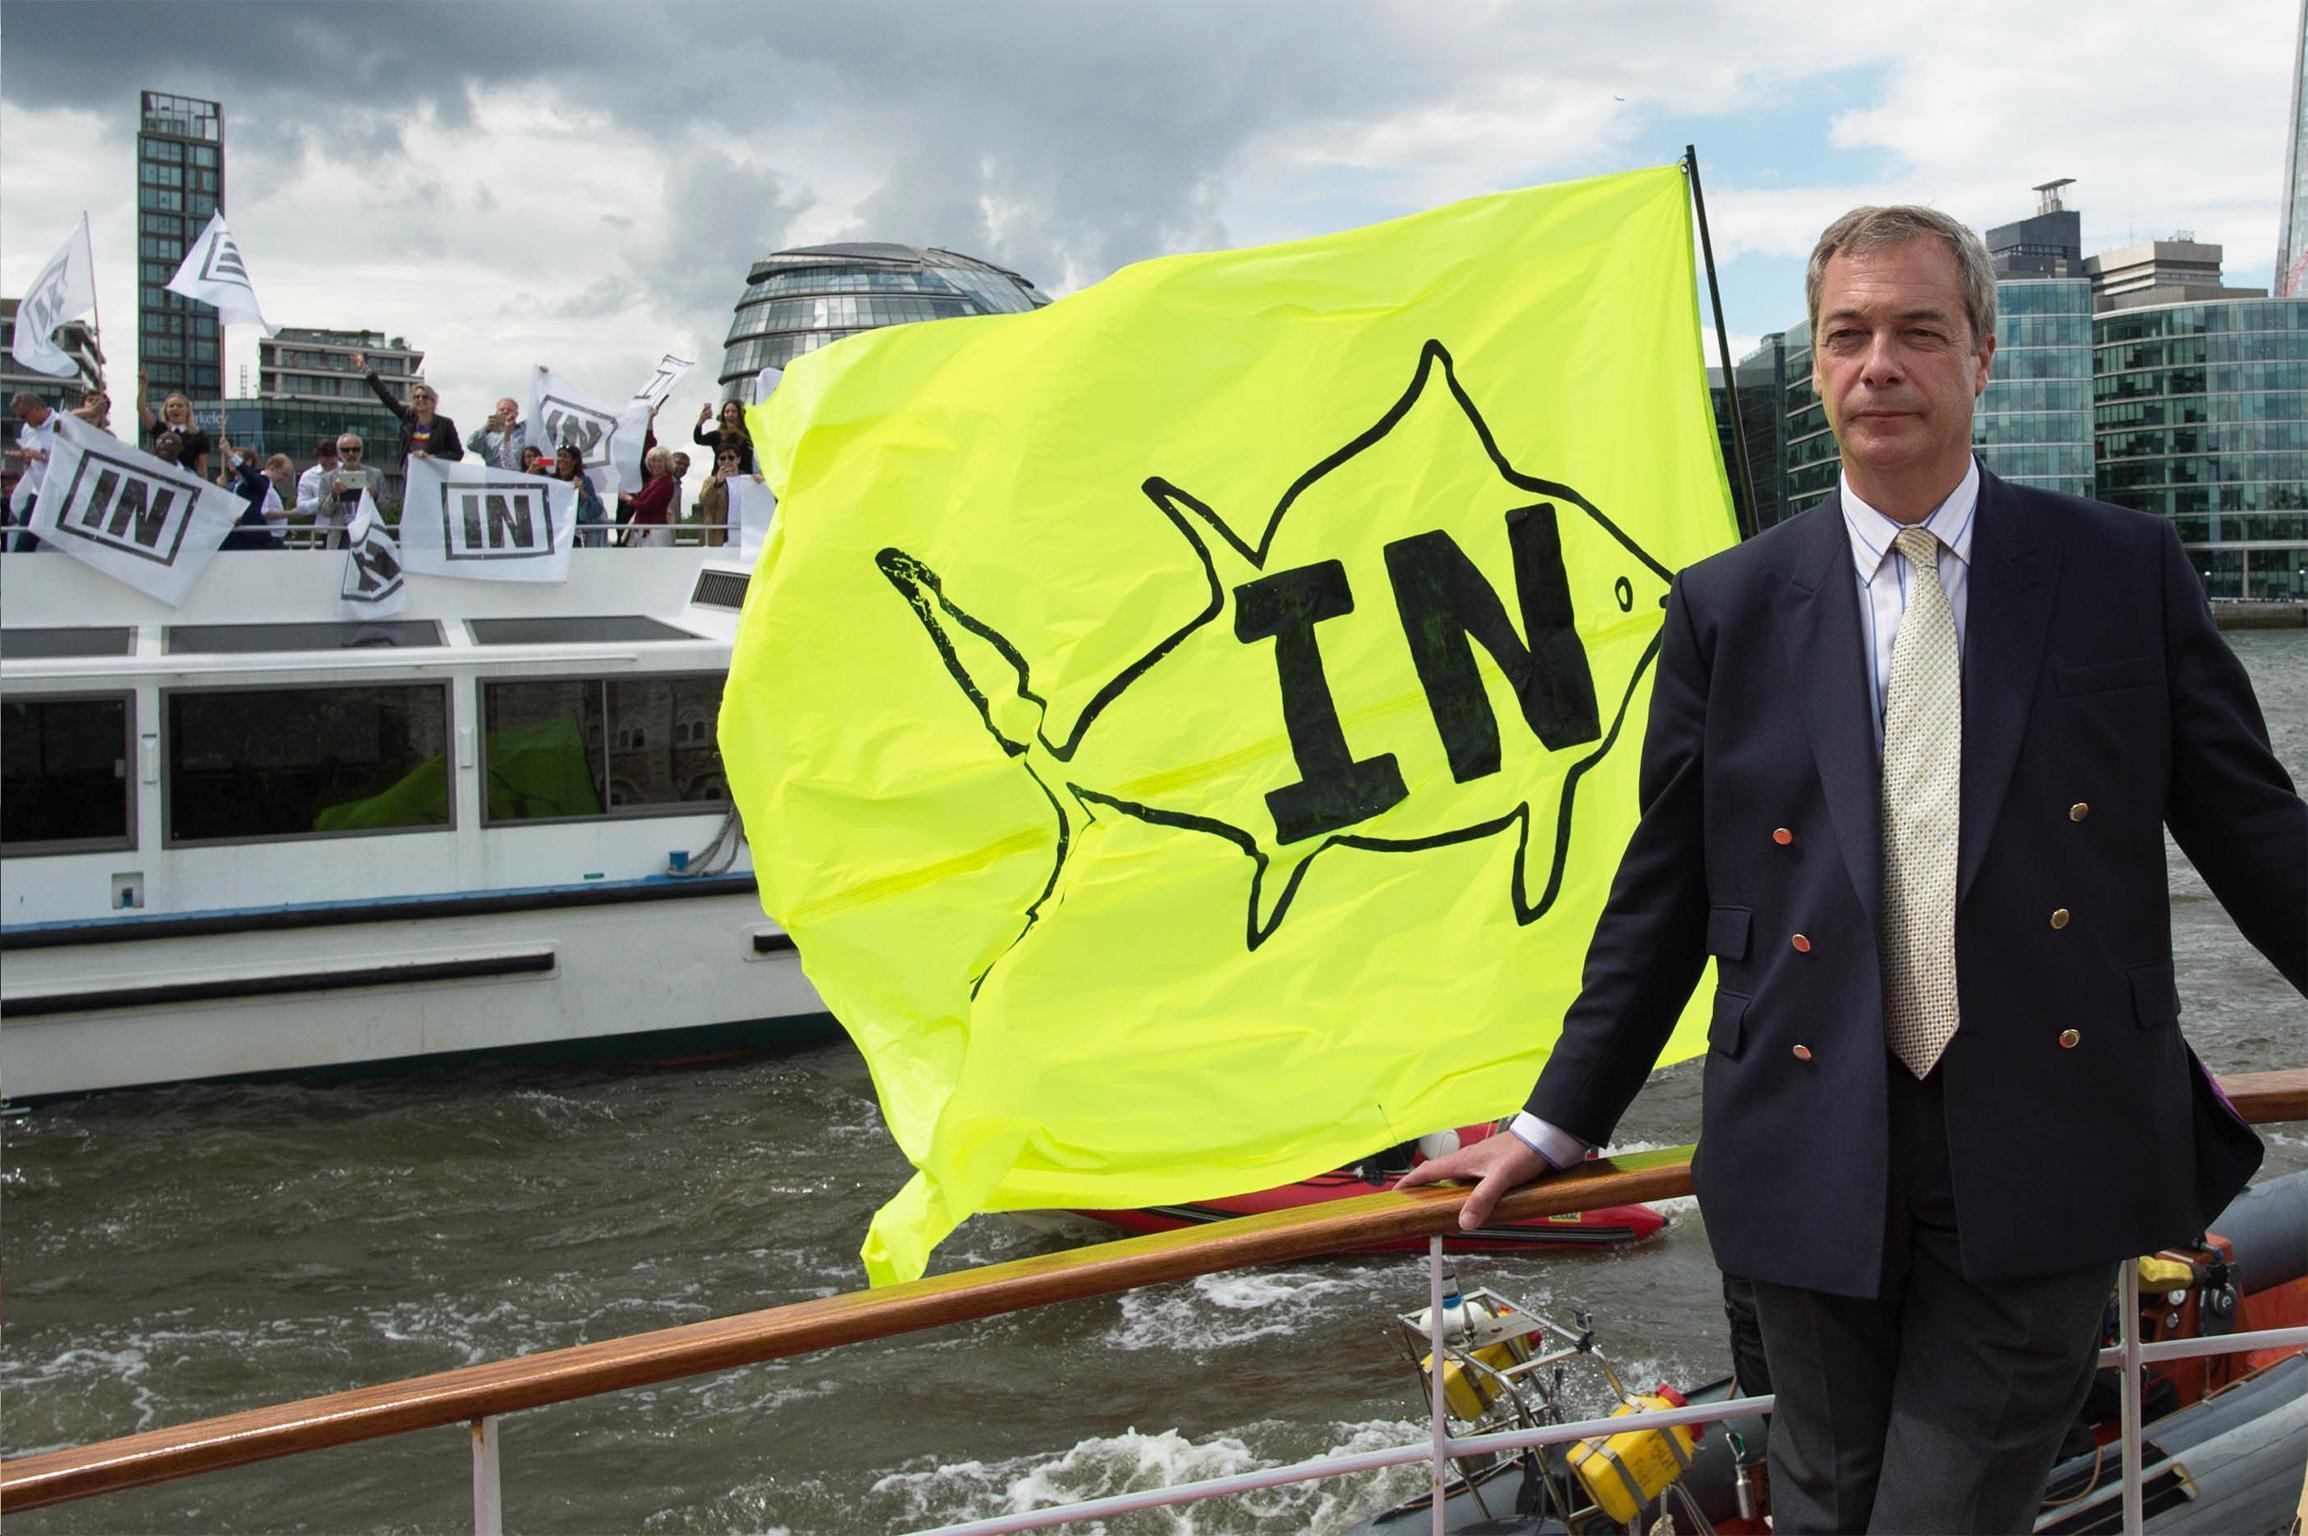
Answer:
[
  {"left": 2058, "top": 1028, "right": 2081, "bottom": 1049},
  {"left": 2050, "top": 908, "right": 2071, "bottom": 930}
]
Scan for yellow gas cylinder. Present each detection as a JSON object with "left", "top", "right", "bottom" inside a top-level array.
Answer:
[
  {"left": 1566, "top": 1384, "right": 1699, "bottom": 1523},
  {"left": 1423, "top": 1339, "right": 1525, "bottom": 1420}
]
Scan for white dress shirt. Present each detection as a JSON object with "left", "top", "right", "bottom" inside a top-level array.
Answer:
[
  {"left": 1505, "top": 460, "right": 1982, "bottom": 1169},
  {"left": 11, "top": 412, "right": 56, "bottom": 513},
  {"left": 1845, "top": 458, "right": 1977, "bottom": 752},
  {"left": 295, "top": 461, "right": 329, "bottom": 522}
]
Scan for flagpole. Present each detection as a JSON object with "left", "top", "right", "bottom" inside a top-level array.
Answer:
[
  {"left": 1683, "top": 146, "right": 1759, "bottom": 541},
  {"left": 82, "top": 213, "right": 107, "bottom": 404}
]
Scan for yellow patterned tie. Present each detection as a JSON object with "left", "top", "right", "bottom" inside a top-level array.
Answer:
[{"left": 1881, "top": 526, "right": 1961, "bottom": 1078}]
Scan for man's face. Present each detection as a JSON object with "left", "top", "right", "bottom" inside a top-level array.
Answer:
[
  {"left": 155, "top": 434, "right": 182, "bottom": 464},
  {"left": 1811, "top": 237, "right": 1993, "bottom": 495},
  {"left": 11, "top": 398, "right": 35, "bottom": 425},
  {"left": 337, "top": 439, "right": 362, "bottom": 467},
  {"left": 671, "top": 453, "right": 690, "bottom": 477},
  {"left": 496, "top": 398, "right": 519, "bottom": 424}
]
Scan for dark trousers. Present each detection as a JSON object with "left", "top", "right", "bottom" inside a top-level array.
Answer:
[{"left": 1751, "top": 1058, "right": 2114, "bottom": 1534}]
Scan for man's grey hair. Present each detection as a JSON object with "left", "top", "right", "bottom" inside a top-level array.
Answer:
[
  {"left": 336, "top": 432, "right": 364, "bottom": 448},
  {"left": 9, "top": 391, "right": 44, "bottom": 412},
  {"left": 1805, "top": 206, "right": 1997, "bottom": 349}
]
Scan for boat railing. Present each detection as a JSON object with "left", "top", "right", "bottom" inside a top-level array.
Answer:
[
  {"left": 257, "top": 523, "right": 746, "bottom": 551},
  {"left": 5, "top": 1067, "right": 2303, "bottom": 1534}
]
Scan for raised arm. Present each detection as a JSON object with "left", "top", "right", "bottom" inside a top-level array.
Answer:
[{"left": 352, "top": 351, "right": 414, "bottom": 426}]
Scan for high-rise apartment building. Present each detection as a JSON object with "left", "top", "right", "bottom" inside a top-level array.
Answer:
[
  {"left": 1985, "top": 180, "right": 2085, "bottom": 279},
  {"left": 258, "top": 328, "right": 423, "bottom": 506},
  {"left": 0, "top": 298, "right": 95, "bottom": 410},
  {"left": 2279, "top": 0, "right": 2307, "bottom": 297},
  {"left": 135, "top": 91, "right": 225, "bottom": 431},
  {"left": 2086, "top": 239, "right": 2266, "bottom": 313}
]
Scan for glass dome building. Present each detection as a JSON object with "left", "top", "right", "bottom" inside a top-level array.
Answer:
[{"left": 716, "top": 243, "right": 1049, "bottom": 401}]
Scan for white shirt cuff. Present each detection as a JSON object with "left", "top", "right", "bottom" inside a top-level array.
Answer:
[{"left": 1507, "top": 1112, "right": 1589, "bottom": 1170}]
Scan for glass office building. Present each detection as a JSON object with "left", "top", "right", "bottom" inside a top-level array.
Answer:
[
  {"left": 1974, "top": 279, "right": 2095, "bottom": 498},
  {"left": 1779, "top": 322, "right": 1840, "bottom": 517},
  {"left": 136, "top": 91, "right": 225, "bottom": 426},
  {"left": 2093, "top": 297, "right": 2308, "bottom": 600},
  {"left": 1734, "top": 277, "right": 2096, "bottom": 530},
  {"left": 717, "top": 243, "right": 1048, "bottom": 401},
  {"left": 2280, "top": 0, "right": 2307, "bottom": 297}
]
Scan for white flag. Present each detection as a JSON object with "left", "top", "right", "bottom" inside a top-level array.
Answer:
[
  {"left": 752, "top": 365, "right": 783, "bottom": 401},
  {"left": 166, "top": 210, "right": 277, "bottom": 335},
  {"left": 610, "top": 354, "right": 696, "bottom": 490},
  {"left": 727, "top": 473, "right": 778, "bottom": 560},
  {"left": 11, "top": 216, "right": 97, "bottom": 379},
  {"left": 628, "top": 353, "right": 694, "bottom": 412},
  {"left": 27, "top": 414, "right": 243, "bottom": 604},
  {"left": 530, "top": 367, "right": 627, "bottom": 500},
  {"left": 397, "top": 455, "right": 578, "bottom": 584},
  {"left": 339, "top": 491, "right": 408, "bottom": 617}
]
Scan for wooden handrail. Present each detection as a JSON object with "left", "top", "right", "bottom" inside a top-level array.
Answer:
[{"left": 6, "top": 1067, "right": 2303, "bottom": 1513}]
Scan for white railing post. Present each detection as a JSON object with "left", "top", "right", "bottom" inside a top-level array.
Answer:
[
  {"left": 2119, "top": 1261, "right": 2143, "bottom": 1534},
  {"left": 1427, "top": 1235, "right": 1448, "bottom": 1536},
  {"left": 470, "top": 1415, "right": 502, "bottom": 1536}
]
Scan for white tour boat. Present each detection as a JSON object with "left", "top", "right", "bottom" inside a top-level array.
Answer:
[{"left": 0, "top": 543, "right": 824, "bottom": 1100}]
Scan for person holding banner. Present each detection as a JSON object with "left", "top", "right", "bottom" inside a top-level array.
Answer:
[
  {"left": 6, "top": 392, "right": 58, "bottom": 552},
  {"left": 69, "top": 389, "right": 112, "bottom": 433},
  {"left": 623, "top": 445, "right": 678, "bottom": 548},
  {"left": 350, "top": 351, "right": 463, "bottom": 469},
  {"left": 135, "top": 368, "right": 211, "bottom": 479}
]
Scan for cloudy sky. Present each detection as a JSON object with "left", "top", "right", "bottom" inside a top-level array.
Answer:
[{"left": 2, "top": 0, "right": 2298, "bottom": 441}]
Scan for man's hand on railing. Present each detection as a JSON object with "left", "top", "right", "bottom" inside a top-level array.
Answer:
[{"left": 1393, "top": 1130, "right": 1554, "bottom": 1231}]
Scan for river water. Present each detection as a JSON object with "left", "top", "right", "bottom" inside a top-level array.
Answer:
[{"left": 7, "top": 631, "right": 2305, "bottom": 1536}]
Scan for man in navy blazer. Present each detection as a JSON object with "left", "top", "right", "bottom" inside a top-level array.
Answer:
[{"left": 1404, "top": 206, "right": 2305, "bottom": 1531}]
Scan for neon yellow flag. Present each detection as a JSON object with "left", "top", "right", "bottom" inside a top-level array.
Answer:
[{"left": 724, "top": 164, "right": 1736, "bottom": 1283}]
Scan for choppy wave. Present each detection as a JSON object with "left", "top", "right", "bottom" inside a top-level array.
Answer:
[{"left": 866, "top": 1418, "right": 1427, "bottom": 1535}]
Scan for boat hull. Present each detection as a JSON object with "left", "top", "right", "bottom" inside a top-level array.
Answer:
[{"left": 0, "top": 877, "right": 829, "bottom": 1099}]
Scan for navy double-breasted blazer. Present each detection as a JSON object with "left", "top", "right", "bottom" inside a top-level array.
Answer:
[{"left": 1525, "top": 467, "right": 2305, "bottom": 1298}]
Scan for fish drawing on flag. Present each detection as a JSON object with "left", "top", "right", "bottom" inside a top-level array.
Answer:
[{"left": 872, "top": 339, "right": 1673, "bottom": 993}]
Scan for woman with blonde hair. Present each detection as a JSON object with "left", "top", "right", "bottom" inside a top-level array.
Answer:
[
  {"left": 135, "top": 367, "right": 210, "bottom": 478},
  {"left": 349, "top": 349, "right": 463, "bottom": 470}
]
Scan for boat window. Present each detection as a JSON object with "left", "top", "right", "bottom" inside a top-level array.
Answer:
[
  {"left": 466, "top": 617, "right": 698, "bottom": 645},
  {"left": 165, "top": 684, "right": 453, "bottom": 844},
  {"left": 481, "top": 675, "right": 729, "bottom": 824},
  {"left": 2, "top": 628, "right": 137, "bottom": 659},
  {"left": 1, "top": 695, "right": 135, "bottom": 854},
  {"left": 163, "top": 621, "right": 443, "bottom": 655}
]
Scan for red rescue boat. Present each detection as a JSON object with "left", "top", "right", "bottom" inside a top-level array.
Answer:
[{"left": 1072, "top": 1123, "right": 1670, "bottom": 1254}]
